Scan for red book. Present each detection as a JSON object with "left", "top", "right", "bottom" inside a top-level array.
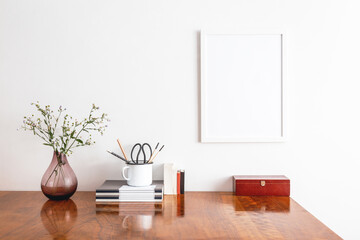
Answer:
[
  {"left": 233, "top": 175, "right": 290, "bottom": 196},
  {"left": 177, "top": 171, "right": 180, "bottom": 195}
]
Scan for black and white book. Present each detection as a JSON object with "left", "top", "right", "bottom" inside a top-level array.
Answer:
[{"left": 96, "top": 180, "right": 127, "bottom": 193}]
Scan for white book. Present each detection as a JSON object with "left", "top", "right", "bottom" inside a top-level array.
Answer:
[
  {"left": 117, "top": 192, "right": 162, "bottom": 196},
  {"left": 119, "top": 196, "right": 162, "bottom": 200},
  {"left": 96, "top": 199, "right": 163, "bottom": 203},
  {"left": 164, "top": 163, "right": 177, "bottom": 195},
  {"left": 96, "top": 192, "right": 120, "bottom": 196},
  {"left": 119, "top": 194, "right": 162, "bottom": 199},
  {"left": 119, "top": 185, "right": 156, "bottom": 191}
]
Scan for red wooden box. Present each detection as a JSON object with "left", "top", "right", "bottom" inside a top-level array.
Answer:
[{"left": 233, "top": 175, "right": 290, "bottom": 196}]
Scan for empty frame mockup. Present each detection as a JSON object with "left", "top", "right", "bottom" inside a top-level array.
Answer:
[{"left": 201, "top": 33, "right": 284, "bottom": 142}]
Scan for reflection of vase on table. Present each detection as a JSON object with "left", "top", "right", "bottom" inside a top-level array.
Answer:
[{"left": 41, "top": 199, "right": 78, "bottom": 239}]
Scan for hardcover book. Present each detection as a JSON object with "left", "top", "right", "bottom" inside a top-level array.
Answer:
[
  {"left": 96, "top": 180, "right": 164, "bottom": 203},
  {"left": 164, "top": 163, "right": 177, "bottom": 195}
]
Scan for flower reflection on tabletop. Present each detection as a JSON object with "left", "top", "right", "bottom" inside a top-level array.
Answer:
[{"left": 20, "top": 102, "right": 110, "bottom": 199}]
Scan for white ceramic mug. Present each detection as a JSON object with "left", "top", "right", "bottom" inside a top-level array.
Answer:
[{"left": 122, "top": 164, "right": 153, "bottom": 187}]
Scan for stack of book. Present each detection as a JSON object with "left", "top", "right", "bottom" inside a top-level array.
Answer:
[{"left": 96, "top": 180, "right": 164, "bottom": 203}]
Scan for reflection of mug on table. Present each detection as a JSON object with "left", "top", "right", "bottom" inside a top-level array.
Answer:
[
  {"left": 122, "top": 163, "right": 152, "bottom": 187},
  {"left": 122, "top": 215, "right": 153, "bottom": 231}
]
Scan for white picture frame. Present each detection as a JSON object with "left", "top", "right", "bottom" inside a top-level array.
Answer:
[{"left": 201, "top": 32, "right": 285, "bottom": 142}]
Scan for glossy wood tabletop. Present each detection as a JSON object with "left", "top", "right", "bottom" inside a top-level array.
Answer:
[{"left": 0, "top": 191, "right": 341, "bottom": 240}]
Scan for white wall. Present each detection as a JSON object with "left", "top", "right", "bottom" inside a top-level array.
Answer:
[{"left": 1, "top": 0, "right": 359, "bottom": 239}]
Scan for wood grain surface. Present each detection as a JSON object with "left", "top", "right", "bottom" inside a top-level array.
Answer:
[{"left": 0, "top": 191, "right": 341, "bottom": 240}]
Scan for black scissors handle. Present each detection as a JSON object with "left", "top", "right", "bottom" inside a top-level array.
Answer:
[
  {"left": 130, "top": 143, "right": 153, "bottom": 164},
  {"left": 142, "top": 143, "right": 152, "bottom": 163},
  {"left": 131, "top": 143, "right": 142, "bottom": 164}
]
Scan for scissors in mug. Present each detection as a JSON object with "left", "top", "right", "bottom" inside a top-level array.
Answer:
[{"left": 130, "top": 143, "right": 153, "bottom": 164}]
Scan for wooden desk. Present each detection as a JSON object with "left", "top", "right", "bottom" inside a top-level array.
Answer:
[{"left": 0, "top": 191, "right": 341, "bottom": 240}]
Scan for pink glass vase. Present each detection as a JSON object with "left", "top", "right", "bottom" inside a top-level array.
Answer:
[{"left": 41, "top": 151, "right": 78, "bottom": 200}]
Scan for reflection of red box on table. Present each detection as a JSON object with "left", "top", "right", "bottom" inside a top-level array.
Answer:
[{"left": 233, "top": 175, "right": 290, "bottom": 196}]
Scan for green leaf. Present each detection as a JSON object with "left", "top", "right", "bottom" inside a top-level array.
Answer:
[
  {"left": 75, "top": 139, "right": 83, "bottom": 144},
  {"left": 60, "top": 136, "right": 65, "bottom": 145},
  {"left": 43, "top": 143, "right": 53, "bottom": 147},
  {"left": 70, "top": 130, "right": 76, "bottom": 138}
]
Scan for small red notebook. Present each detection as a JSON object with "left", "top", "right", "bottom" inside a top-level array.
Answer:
[{"left": 233, "top": 175, "right": 290, "bottom": 196}]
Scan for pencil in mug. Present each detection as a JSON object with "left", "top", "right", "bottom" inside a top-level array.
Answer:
[
  {"left": 148, "top": 145, "right": 164, "bottom": 163},
  {"left": 147, "top": 142, "right": 159, "bottom": 163},
  {"left": 117, "top": 139, "right": 128, "bottom": 161}
]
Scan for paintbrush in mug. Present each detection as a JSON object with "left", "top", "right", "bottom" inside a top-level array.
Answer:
[
  {"left": 148, "top": 145, "right": 164, "bottom": 163},
  {"left": 107, "top": 150, "right": 129, "bottom": 163}
]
